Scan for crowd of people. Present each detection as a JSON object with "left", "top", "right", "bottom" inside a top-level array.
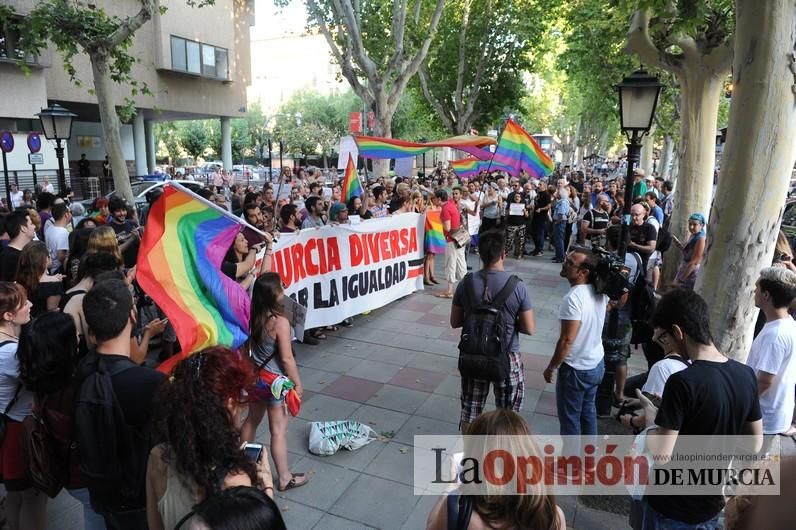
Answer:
[{"left": 0, "top": 158, "right": 792, "bottom": 530}]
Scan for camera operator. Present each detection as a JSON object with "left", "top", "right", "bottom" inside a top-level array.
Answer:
[
  {"left": 545, "top": 247, "right": 608, "bottom": 456},
  {"left": 602, "top": 225, "right": 641, "bottom": 405}
]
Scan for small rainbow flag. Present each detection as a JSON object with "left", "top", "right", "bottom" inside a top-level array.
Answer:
[
  {"left": 450, "top": 158, "right": 514, "bottom": 178},
  {"left": 491, "top": 119, "right": 555, "bottom": 178},
  {"left": 342, "top": 154, "right": 364, "bottom": 202},
  {"left": 137, "top": 183, "right": 251, "bottom": 371},
  {"left": 424, "top": 210, "right": 446, "bottom": 254}
]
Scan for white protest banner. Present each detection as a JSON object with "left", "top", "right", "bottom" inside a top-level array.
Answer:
[
  {"left": 394, "top": 157, "right": 414, "bottom": 177},
  {"left": 338, "top": 136, "right": 359, "bottom": 170},
  {"left": 272, "top": 214, "right": 426, "bottom": 329}
]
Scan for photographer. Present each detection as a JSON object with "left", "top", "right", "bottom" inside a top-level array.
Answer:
[
  {"left": 601, "top": 225, "right": 641, "bottom": 405},
  {"left": 545, "top": 247, "right": 608, "bottom": 454}
]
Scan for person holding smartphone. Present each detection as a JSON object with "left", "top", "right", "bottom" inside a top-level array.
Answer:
[{"left": 146, "top": 348, "right": 275, "bottom": 530}]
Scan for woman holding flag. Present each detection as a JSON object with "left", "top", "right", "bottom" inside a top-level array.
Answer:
[{"left": 241, "top": 273, "right": 309, "bottom": 492}]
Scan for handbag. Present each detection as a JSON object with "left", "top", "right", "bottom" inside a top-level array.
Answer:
[
  {"left": 0, "top": 383, "right": 22, "bottom": 445},
  {"left": 449, "top": 211, "right": 471, "bottom": 248}
]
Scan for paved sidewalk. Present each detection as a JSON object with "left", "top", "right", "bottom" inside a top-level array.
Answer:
[{"left": 46, "top": 253, "right": 638, "bottom": 529}]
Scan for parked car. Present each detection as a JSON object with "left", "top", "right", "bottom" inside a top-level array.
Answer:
[
  {"left": 82, "top": 179, "right": 204, "bottom": 216},
  {"left": 199, "top": 161, "right": 224, "bottom": 174}
]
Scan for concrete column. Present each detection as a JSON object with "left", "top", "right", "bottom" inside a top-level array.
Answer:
[
  {"left": 221, "top": 116, "right": 232, "bottom": 170},
  {"left": 144, "top": 120, "right": 156, "bottom": 174},
  {"left": 133, "top": 111, "right": 147, "bottom": 177}
]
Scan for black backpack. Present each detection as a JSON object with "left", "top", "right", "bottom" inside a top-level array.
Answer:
[
  {"left": 629, "top": 253, "right": 657, "bottom": 344},
  {"left": 656, "top": 224, "right": 672, "bottom": 254},
  {"left": 458, "top": 272, "right": 520, "bottom": 381},
  {"left": 73, "top": 354, "right": 147, "bottom": 509}
]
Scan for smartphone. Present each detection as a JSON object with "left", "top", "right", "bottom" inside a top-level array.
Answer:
[{"left": 243, "top": 442, "right": 264, "bottom": 463}]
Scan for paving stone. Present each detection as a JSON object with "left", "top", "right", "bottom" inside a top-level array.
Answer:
[
  {"left": 415, "top": 393, "right": 462, "bottom": 424},
  {"left": 366, "top": 384, "right": 430, "bottom": 414},
  {"left": 330, "top": 475, "right": 419, "bottom": 529},
  {"left": 313, "top": 513, "right": 378, "bottom": 529},
  {"left": 363, "top": 441, "right": 416, "bottom": 485},
  {"left": 348, "top": 404, "right": 411, "bottom": 436},
  {"left": 535, "top": 388, "right": 559, "bottom": 417},
  {"left": 393, "top": 415, "right": 459, "bottom": 445},
  {"left": 405, "top": 351, "right": 458, "bottom": 375},
  {"left": 400, "top": 494, "right": 439, "bottom": 530},
  {"left": 274, "top": 497, "right": 325, "bottom": 530},
  {"left": 320, "top": 375, "right": 384, "bottom": 402},
  {"left": 389, "top": 366, "right": 447, "bottom": 393},
  {"left": 298, "top": 351, "right": 363, "bottom": 373},
  {"left": 422, "top": 338, "right": 459, "bottom": 357},
  {"left": 295, "top": 366, "right": 340, "bottom": 392},
  {"left": 531, "top": 412, "right": 562, "bottom": 435},
  {"left": 298, "top": 393, "right": 362, "bottom": 422},
  {"left": 279, "top": 457, "right": 359, "bottom": 511},
  {"left": 525, "top": 370, "right": 549, "bottom": 391},
  {"left": 346, "top": 358, "right": 404, "bottom": 383},
  {"left": 360, "top": 344, "right": 416, "bottom": 365},
  {"left": 432, "top": 374, "right": 462, "bottom": 398}
]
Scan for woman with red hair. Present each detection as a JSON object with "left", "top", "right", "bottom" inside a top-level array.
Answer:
[{"left": 145, "top": 347, "right": 274, "bottom": 530}]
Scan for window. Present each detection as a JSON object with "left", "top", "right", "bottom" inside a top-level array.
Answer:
[
  {"left": 0, "top": 17, "right": 36, "bottom": 64},
  {"left": 170, "top": 35, "right": 228, "bottom": 80}
]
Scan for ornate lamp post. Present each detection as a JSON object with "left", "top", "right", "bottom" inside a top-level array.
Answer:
[
  {"left": 596, "top": 69, "right": 662, "bottom": 417},
  {"left": 36, "top": 103, "right": 77, "bottom": 194}
]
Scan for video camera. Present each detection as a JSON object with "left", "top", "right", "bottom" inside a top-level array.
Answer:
[{"left": 591, "top": 247, "right": 632, "bottom": 300}]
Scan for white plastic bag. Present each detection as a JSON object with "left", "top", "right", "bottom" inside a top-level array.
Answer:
[{"left": 308, "top": 420, "right": 378, "bottom": 456}]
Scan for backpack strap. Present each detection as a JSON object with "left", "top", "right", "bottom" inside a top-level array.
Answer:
[
  {"left": 479, "top": 270, "right": 491, "bottom": 304},
  {"left": 631, "top": 251, "right": 646, "bottom": 281},
  {"left": 666, "top": 354, "right": 690, "bottom": 368},
  {"left": 492, "top": 275, "right": 521, "bottom": 308},
  {"left": 446, "top": 493, "right": 473, "bottom": 530},
  {"left": 97, "top": 356, "right": 138, "bottom": 378},
  {"left": 173, "top": 510, "right": 195, "bottom": 530}
]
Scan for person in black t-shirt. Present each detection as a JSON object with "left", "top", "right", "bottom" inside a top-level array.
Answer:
[
  {"left": 628, "top": 203, "right": 657, "bottom": 269},
  {"left": 78, "top": 279, "right": 167, "bottom": 529},
  {"left": 531, "top": 185, "right": 551, "bottom": 255},
  {"left": 631, "top": 289, "right": 762, "bottom": 529},
  {"left": 581, "top": 193, "right": 612, "bottom": 249}
]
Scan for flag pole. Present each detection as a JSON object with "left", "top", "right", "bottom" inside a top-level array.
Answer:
[{"left": 167, "top": 181, "right": 272, "bottom": 240}]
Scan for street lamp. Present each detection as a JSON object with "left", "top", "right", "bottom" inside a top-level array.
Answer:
[
  {"left": 37, "top": 103, "right": 77, "bottom": 194},
  {"left": 596, "top": 69, "right": 662, "bottom": 417},
  {"left": 615, "top": 69, "right": 662, "bottom": 257},
  {"left": 419, "top": 137, "right": 428, "bottom": 178}
]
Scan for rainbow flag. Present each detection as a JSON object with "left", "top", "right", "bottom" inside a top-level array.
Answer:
[
  {"left": 354, "top": 135, "right": 495, "bottom": 159},
  {"left": 450, "top": 158, "right": 514, "bottom": 178},
  {"left": 137, "top": 183, "right": 251, "bottom": 370},
  {"left": 491, "top": 119, "right": 555, "bottom": 178},
  {"left": 425, "top": 210, "right": 446, "bottom": 254},
  {"left": 342, "top": 154, "right": 364, "bottom": 202}
]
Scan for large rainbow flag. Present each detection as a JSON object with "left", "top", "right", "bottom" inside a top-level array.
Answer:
[
  {"left": 137, "top": 183, "right": 251, "bottom": 371},
  {"left": 491, "top": 119, "right": 555, "bottom": 178},
  {"left": 342, "top": 154, "right": 364, "bottom": 202},
  {"left": 424, "top": 210, "right": 446, "bottom": 254},
  {"left": 354, "top": 134, "right": 495, "bottom": 160}
]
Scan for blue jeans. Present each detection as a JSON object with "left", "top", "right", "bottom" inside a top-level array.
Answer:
[
  {"left": 556, "top": 361, "right": 604, "bottom": 455},
  {"left": 67, "top": 488, "right": 107, "bottom": 530},
  {"left": 641, "top": 500, "right": 720, "bottom": 530},
  {"left": 552, "top": 221, "right": 566, "bottom": 260},
  {"left": 532, "top": 217, "right": 546, "bottom": 252}
]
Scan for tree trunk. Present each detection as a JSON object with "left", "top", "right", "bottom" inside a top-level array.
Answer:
[
  {"left": 660, "top": 72, "right": 724, "bottom": 288},
  {"left": 372, "top": 108, "right": 393, "bottom": 177},
  {"left": 670, "top": 144, "right": 680, "bottom": 183},
  {"left": 697, "top": 0, "right": 796, "bottom": 360},
  {"left": 575, "top": 146, "right": 584, "bottom": 168},
  {"left": 659, "top": 134, "right": 675, "bottom": 179},
  {"left": 640, "top": 124, "right": 655, "bottom": 176},
  {"left": 91, "top": 53, "right": 134, "bottom": 205}
]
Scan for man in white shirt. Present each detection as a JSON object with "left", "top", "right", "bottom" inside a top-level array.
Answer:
[
  {"left": 545, "top": 248, "right": 608, "bottom": 451},
  {"left": 42, "top": 176, "right": 55, "bottom": 194},
  {"left": 9, "top": 184, "right": 22, "bottom": 209},
  {"left": 747, "top": 267, "right": 796, "bottom": 436},
  {"left": 44, "top": 202, "right": 71, "bottom": 273}
]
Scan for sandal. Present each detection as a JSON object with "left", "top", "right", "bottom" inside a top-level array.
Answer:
[
  {"left": 430, "top": 278, "right": 440, "bottom": 284},
  {"left": 311, "top": 330, "right": 327, "bottom": 340},
  {"left": 436, "top": 293, "right": 453, "bottom": 299},
  {"left": 325, "top": 325, "right": 339, "bottom": 332},
  {"left": 302, "top": 334, "right": 320, "bottom": 345},
  {"left": 278, "top": 472, "right": 309, "bottom": 492}
]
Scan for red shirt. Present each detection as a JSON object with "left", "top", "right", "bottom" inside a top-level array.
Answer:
[{"left": 440, "top": 199, "right": 461, "bottom": 242}]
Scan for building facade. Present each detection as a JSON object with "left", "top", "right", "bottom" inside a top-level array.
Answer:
[{"left": 0, "top": 0, "right": 254, "bottom": 197}]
